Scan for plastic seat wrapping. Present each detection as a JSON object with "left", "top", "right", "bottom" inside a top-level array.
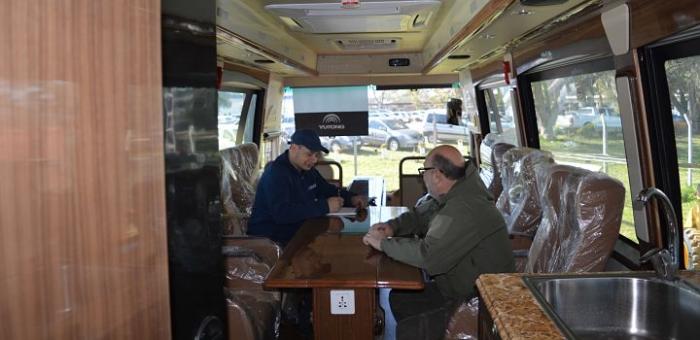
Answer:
[
  {"left": 488, "top": 143, "right": 516, "bottom": 201},
  {"left": 221, "top": 143, "right": 260, "bottom": 235},
  {"left": 479, "top": 133, "right": 516, "bottom": 201},
  {"left": 446, "top": 164, "right": 624, "bottom": 339},
  {"left": 525, "top": 164, "right": 626, "bottom": 273},
  {"left": 223, "top": 237, "right": 282, "bottom": 340},
  {"left": 496, "top": 147, "right": 554, "bottom": 237},
  {"left": 444, "top": 297, "right": 479, "bottom": 340}
]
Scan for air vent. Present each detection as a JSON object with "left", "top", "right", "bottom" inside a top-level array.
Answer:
[
  {"left": 334, "top": 38, "right": 400, "bottom": 51},
  {"left": 254, "top": 59, "right": 275, "bottom": 64},
  {"left": 448, "top": 54, "right": 471, "bottom": 60}
]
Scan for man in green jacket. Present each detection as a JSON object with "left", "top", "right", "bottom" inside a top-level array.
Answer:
[{"left": 363, "top": 145, "right": 515, "bottom": 340}]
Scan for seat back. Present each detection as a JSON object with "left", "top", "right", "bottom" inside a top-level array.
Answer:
[
  {"left": 526, "top": 165, "right": 625, "bottom": 273},
  {"left": 221, "top": 143, "right": 260, "bottom": 235},
  {"left": 399, "top": 156, "right": 427, "bottom": 208},
  {"left": 223, "top": 237, "right": 282, "bottom": 340},
  {"left": 479, "top": 133, "right": 515, "bottom": 200},
  {"left": 488, "top": 142, "right": 516, "bottom": 201},
  {"left": 496, "top": 147, "right": 554, "bottom": 237},
  {"left": 316, "top": 160, "right": 343, "bottom": 187}
]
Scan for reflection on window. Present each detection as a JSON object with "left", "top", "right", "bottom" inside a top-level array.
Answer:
[
  {"left": 532, "top": 70, "right": 637, "bottom": 242},
  {"left": 483, "top": 86, "right": 519, "bottom": 145},
  {"left": 282, "top": 87, "right": 466, "bottom": 192},
  {"left": 666, "top": 55, "right": 700, "bottom": 268},
  {"left": 218, "top": 91, "right": 245, "bottom": 150}
]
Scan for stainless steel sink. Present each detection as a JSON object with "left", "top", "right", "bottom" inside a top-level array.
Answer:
[{"left": 523, "top": 274, "right": 700, "bottom": 340}]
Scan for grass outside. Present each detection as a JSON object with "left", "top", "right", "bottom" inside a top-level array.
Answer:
[
  {"left": 540, "top": 129, "right": 700, "bottom": 243},
  {"left": 324, "top": 141, "right": 470, "bottom": 193}
]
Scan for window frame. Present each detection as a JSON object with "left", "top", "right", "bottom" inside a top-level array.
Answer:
[
  {"left": 640, "top": 32, "right": 700, "bottom": 268},
  {"left": 518, "top": 57, "right": 641, "bottom": 245},
  {"left": 218, "top": 87, "right": 265, "bottom": 148}
]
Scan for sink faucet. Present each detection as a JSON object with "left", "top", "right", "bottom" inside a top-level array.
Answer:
[{"left": 635, "top": 187, "right": 679, "bottom": 281}]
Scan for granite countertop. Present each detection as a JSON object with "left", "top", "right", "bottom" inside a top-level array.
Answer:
[
  {"left": 476, "top": 271, "right": 700, "bottom": 340},
  {"left": 476, "top": 274, "right": 563, "bottom": 339}
]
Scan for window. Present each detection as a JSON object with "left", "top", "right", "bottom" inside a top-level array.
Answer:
[
  {"left": 529, "top": 63, "right": 637, "bottom": 243},
  {"left": 642, "top": 33, "right": 700, "bottom": 268},
  {"left": 218, "top": 90, "right": 261, "bottom": 150},
  {"left": 482, "top": 86, "right": 519, "bottom": 145},
  {"left": 666, "top": 54, "right": 700, "bottom": 269},
  {"left": 218, "top": 91, "right": 245, "bottom": 150},
  {"left": 284, "top": 86, "right": 464, "bottom": 192}
]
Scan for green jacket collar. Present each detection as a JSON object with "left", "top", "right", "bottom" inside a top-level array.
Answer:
[{"left": 435, "top": 162, "right": 477, "bottom": 205}]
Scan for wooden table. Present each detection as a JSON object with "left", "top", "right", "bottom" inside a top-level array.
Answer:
[{"left": 264, "top": 206, "right": 425, "bottom": 340}]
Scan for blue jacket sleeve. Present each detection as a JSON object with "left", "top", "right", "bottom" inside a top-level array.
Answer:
[
  {"left": 262, "top": 169, "right": 329, "bottom": 224},
  {"left": 313, "top": 170, "right": 356, "bottom": 206}
]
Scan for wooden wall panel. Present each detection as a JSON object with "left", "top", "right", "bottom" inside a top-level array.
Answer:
[
  {"left": 630, "top": 0, "right": 700, "bottom": 49},
  {"left": 0, "top": 0, "right": 170, "bottom": 339}
]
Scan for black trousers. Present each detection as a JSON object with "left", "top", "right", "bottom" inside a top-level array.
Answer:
[{"left": 389, "top": 282, "right": 457, "bottom": 340}]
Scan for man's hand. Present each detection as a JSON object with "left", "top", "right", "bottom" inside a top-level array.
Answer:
[
  {"left": 350, "top": 195, "right": 368, "bottom": 209},
  {"left": 362, "top": 228, "right": 386, "bottom": 251},
  {"left": 327, "top": 196, "right": 344, "bottom": 213},
  {"left": 368, "top": 222, "right": 394, "bottom": 237}
]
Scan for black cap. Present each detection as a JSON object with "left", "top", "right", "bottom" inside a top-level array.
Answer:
[{"left": 290, "top": 129, "right": 329, "bottom": 154}]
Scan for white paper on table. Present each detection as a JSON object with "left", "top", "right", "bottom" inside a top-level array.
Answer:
[{"left": 326, "top": 207, "right": 357, "bottom": 216}]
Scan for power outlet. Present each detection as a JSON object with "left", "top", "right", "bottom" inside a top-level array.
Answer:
[{"left": 330, "top": 290, "right": 355, "bottom": 315}]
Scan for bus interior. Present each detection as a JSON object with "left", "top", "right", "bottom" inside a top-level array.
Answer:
[{"left": 3, "top": 0, "right": 700, "bottom": 339}]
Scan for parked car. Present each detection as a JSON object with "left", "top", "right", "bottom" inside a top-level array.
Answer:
[
  {"left": 555, "top": 106, "right": 621, "bottom": 131},
  {"left": 361, "top": 119, "right": 422, "bottom": 151},
  {"left": 422, "top": 112, "right": 469, "bottom": 143},
  {"left": 321, "top": 136, "right": 358, "bottom": 153}
]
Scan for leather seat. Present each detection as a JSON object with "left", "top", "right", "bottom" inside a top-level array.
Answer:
[
  {"left": 223, "top": 237, "right": 282, "bottom": 340},
  {"left": 221, "top": 143, "right": 260, "bottom": 235},
  {"left": 488, "top": 142, "right": 516, "bottom": 201},
  {"left": 496, "top": 148, "right": 554, "bottom": 243},
  {"left": 446, "top": 165, "right": 625, "bottom": 339},
  {"left": 525, "top": 164, "right": 625, "bottom": 273}
]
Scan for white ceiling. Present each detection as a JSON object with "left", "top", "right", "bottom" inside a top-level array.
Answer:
[
  {"left": 262, "top": 0, "right": 455, "bottom": 55},
  {"left": 217, "top": 0, "right": 601, "bottom": 76}
]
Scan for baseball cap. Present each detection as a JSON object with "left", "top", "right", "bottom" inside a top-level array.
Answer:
[{"left": 290, "top": 129, "right": 329, "bottom": 154}]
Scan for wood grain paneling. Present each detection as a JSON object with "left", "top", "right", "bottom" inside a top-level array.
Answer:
[
  {"left": 422, "top": 0, "right": 514, "bottom": 74},
  {"left": 313, "top": 288, "right": 376, "bottom": 340},
  {"left": 630, "top": 0, "right": 700, "bottom": 49},
  {"left": 0, "top": 1, "right": 170, "bottom": 339}
]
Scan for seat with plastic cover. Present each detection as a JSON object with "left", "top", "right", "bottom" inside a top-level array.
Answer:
[
  {"left": 479, "top": 133, "right": 516, "bottom": 201},
  {"left": 496, "top": 147, "right": 554, "bottom": 239},
  {"left": 223, "top": 236, "right": 282, "bottom": 340},
  {"left": 221, "top": 143, "right": 260, "bottom": 235},
  {"left": 525, "top": 164, "right": 625, "bottom": 273},
  {"left": 446, "top": 165, "right": 625, "bottom": 339},
  {"left": 487, "top": 143, "right": 516, "bottom": 201}
]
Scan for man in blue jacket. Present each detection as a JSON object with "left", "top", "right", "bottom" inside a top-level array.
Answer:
[{"left": 248, "top": 129, "right": 366, "bottom": 246}]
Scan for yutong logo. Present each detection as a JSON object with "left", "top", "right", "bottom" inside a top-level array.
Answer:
[{"left": 319, "top": 113, "right": 345, "bottom": 130}]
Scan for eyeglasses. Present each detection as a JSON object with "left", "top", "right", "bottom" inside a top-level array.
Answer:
[{"left": 418, "top": 167, "right": 435, "bottom": 176}]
